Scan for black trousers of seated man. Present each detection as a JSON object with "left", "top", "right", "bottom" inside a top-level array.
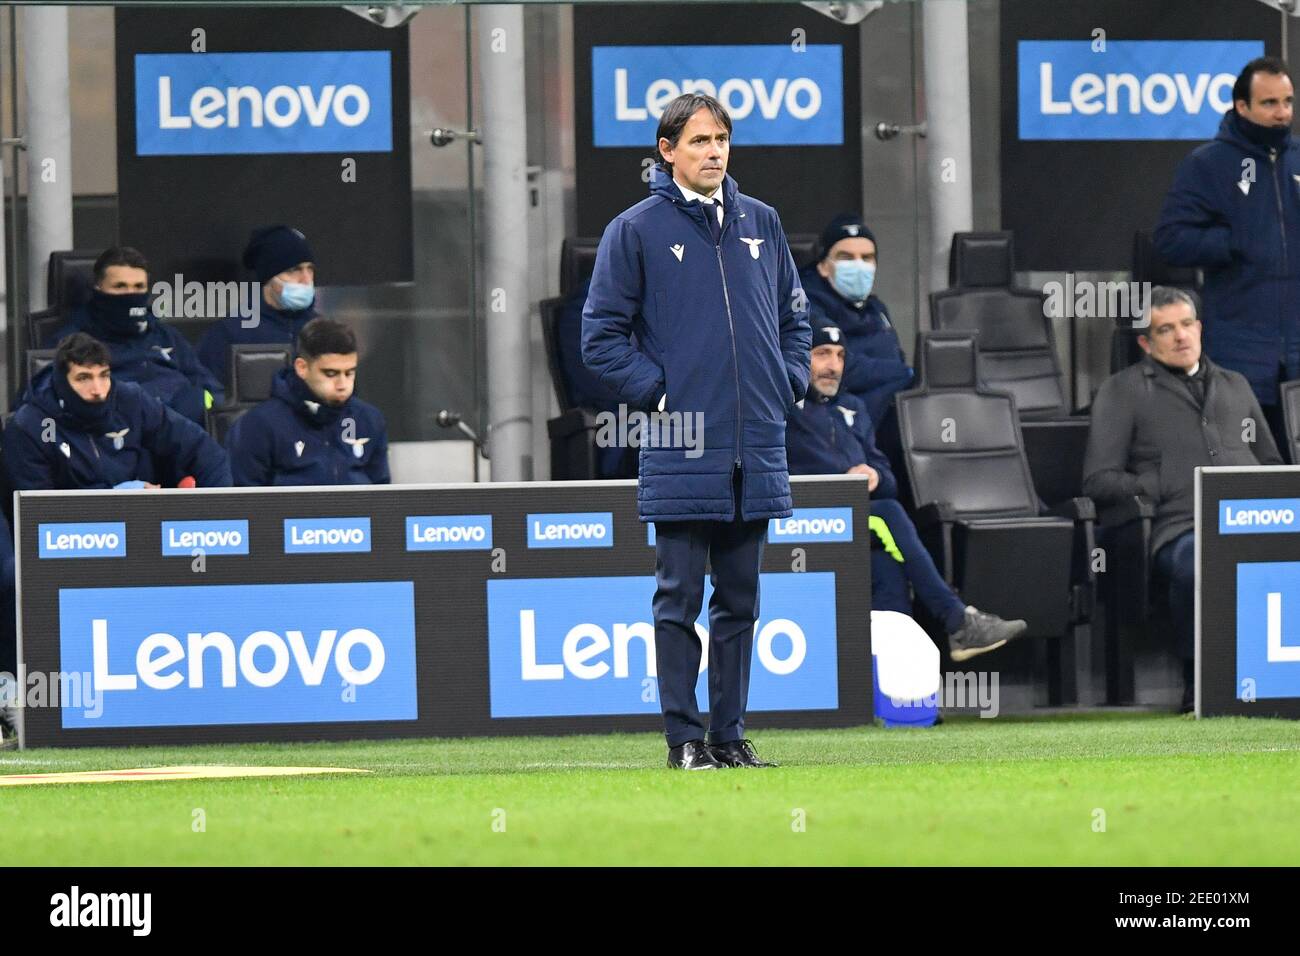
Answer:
[{"left": 652, "top": 468, "right": 767, "bottom": 748}]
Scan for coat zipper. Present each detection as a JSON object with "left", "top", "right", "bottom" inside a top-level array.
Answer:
[
  {"left": 714, "top": 235, "right": 743, "bottom": 476},
  {"left": 1271, "top": 149, "right": 1289, "bottom": 358},
  {"left": 1271, "top": 148, "right": 1288, "bottom": 267}
]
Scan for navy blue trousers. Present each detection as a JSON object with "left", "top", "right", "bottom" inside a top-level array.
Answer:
[
  {"left": 652, "top": 473, "right": 767, "bottom": 747},
  {"left": 870, "top": 498, "right": 967, "bottom": 634},
  {"left": 1153, "top": 529, "right": 1195, "bottom": 661}
]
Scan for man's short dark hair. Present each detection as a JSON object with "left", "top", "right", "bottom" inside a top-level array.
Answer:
[
  {"left": 1142, "top": 285, "right": 1200, "bottom": 330},
  {"left": 298, "top": 318, "right": 357, "bottom": 360},
  {"left": 92, "top": 246, "right": 150, "bottom": 284},
  {"left": 1233, "top": 56, "right": 1291, "bottom": 106},
  {"left": 56, "top": 332, "right": 112, "bottom": 375},
  {"left": 655, "top": 93, "right": 732, "bottom": 167}
]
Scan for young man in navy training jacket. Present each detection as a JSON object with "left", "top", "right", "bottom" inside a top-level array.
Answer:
[
  {"left": 227, "top": 318, "right": 389, "bottom": 486},
  {"left": 5, "top": 332, "right": 231, "bottom": 491}
]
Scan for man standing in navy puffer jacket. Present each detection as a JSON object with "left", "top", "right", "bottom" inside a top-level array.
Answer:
[{"left": 582, "top": 94, "right": 811, "bottom": 770}]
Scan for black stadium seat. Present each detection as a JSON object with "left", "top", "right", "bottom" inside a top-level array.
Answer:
[
  {"left": 27, "top": 308, "right": 66, "bottom": 351},
  {"left": 227, "top": 343, "right": 291, "bottom": 403},
  {"left": 25, "top": 349, "right": 55, "bottom": 389},
  {"left": 209, "top": 405, "right": 252, "bottom": 447},
  {"left": 896, "top": 331, "right": 1096, "bottom": 703},
  {"left": 560, "top": 238, "right": 601, "bottom": 299},
  {"left": 207, "top": 344, "right": 290, "bottom": 445},
  {"left": 1280, "top": 380, "right": 1300, "bottom": 465},
  {"left": 786, "top": 233, "right": 819, "bottom": 270},
  {"left": 46, "top": 250, "right": 98, "bottom": 314},
  {"left": 929, "top": 232, "right": 1070, "bottom": 420}
]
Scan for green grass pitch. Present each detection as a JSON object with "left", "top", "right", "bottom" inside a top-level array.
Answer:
[{"left": 3, "top": 712, "right": 1298, "bottom": 866}]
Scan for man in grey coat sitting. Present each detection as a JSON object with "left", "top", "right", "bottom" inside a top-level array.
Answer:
[{"left": 1083, "top": 286, "right": 1283, "bottom": 710}]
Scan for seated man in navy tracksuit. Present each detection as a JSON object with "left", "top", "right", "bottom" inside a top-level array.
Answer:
[
  {"left": 43, "top": 246, "right": 224, "bottom": 424},
  {"left": 198, "top": 225, "right": 320, "bottom": 390},
  {"left": 226, "top": 318, "right": 389, "bottom": 486},
  {"left": 786, "top": 317, "right": 1026, "bottom": 661},
  {"left": 4, "top": 333, "right": 232, "bottom": 491}
]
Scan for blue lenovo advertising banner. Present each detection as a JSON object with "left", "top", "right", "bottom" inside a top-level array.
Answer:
[
  {"left": 116, "top": 7, "right": 412, "bottom": 287},
  {"left": 591, "top": 44, "right": 843, "bottom": 146},
  {"left": 57, "top": 581, "right": 418, "bottom": 729},
  {"left": 135, "top": 51, "right": 393, "bottom": 156},
  {"left": 574, "top": 4, "right": 861, "bottom": 238},
  {"left": 38, "top": 523, "right": 127, "bottom": 560},
  {"left": 1236, "top": 562, "right": 1300, "bottom": 700},
  {"left": 161, "top": 520, "right": 250, "bottom": 556},
  {"left": 1018, "top": 40, "right": 1262, "bottom": 141},
  {"left": 486, "top": 572, "right": 839, "bottom": 718},
  {"left": 1001, "top": 0, "right": 1277, "bottom": 270},
  {"left": 1219, "top": 499, "right": 1300, "bottom": 535}
]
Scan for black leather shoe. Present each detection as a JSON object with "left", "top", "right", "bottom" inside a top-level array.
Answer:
[
  {"left": 709, "top": 739, "right": 777, "bottom": 768},
  {"left": 667, "top": 740, "right": 724, "bottom": 770}
]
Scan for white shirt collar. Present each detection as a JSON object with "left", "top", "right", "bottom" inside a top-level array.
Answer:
[
  {"left": 676, "top": 180, "right": 724, "bottom": 224},
  {"left": 1188, "top": 361, "right": 1200, "bottom": 376}
]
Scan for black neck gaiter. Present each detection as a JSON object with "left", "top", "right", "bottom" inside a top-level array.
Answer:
[{"left": 51, "top": 369, "right": 114, "bottom": 429}]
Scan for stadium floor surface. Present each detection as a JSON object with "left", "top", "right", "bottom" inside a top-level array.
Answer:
[{"left": 3, "top": 712, "right": 1297, "bottom": 866}]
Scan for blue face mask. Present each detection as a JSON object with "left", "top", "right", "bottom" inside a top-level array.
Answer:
[
  {"left": 278, "top": 281, "right": 315, "bottom": 311},
  {"left": 830, "top": 260, "right": 876, "bottom": 302}
]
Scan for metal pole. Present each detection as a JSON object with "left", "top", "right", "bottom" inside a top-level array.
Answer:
[
  {"left": 921, "top": 0, "right": 974, "bottom": 293},
  {"left": 21, "top": 5, "right": 74, "bottom": 313},
  {"left": 465, "top": 4, "right": 481, "bottom": 481},
  {"left": 0, "top": 148, "right": 8, "bottom": 407},
  {"left": 477, "top": 4, "right": 532, "bottom": 481}
]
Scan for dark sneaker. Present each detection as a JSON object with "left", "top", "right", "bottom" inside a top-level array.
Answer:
[{"left": 948, "top": 605, "right": 1028, "bottom": 662}]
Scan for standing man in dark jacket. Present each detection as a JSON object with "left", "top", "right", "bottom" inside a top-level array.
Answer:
[
  {"left": 788, "top": 317, "right": 1026, "bottom": 660},
  {"left": 198, "top": 225, "right": 319, "bottom": 389},
  {"left": 44, "top": 247, "right": 224, "bottom": 424},
  {"left": 227, "top": 318, "right": 389, "bottom": 486},
  {"left": 4, "top": 333, "right": 231, "bottom": 490},
  {"left": 799, "top": 214, "right": 912, "bottom": 430},
  {"left": 1083, "top": 287, "right": 1282, "bottom": 710},
  {"left": 1154, "top": 56, "right": 1300, "bottom": 447},
  {"left": 582, "top": 93, "right": 811, "bottom": 770}
]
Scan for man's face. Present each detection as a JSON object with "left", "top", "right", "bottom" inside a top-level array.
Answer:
[
  {"left": 659, "top": 108, "right": 729, "bottom": 197},
  {"left": 1236, "top": 70, "right": 1294, "bottom": 128},
  {"left": 810, "top": 344, "right": 845, "bottom": 398},
  {"left": 66, "top": 363, "right": 112, "bottom": 403},
  {"left": 96, "top": 265, "right": 148, "bottom": 295},
  {"left": 816, "top": 237, "right": 877, "bottom": 283},
  {"left": 264, "top": 261, "right": 316, "bottom": 307},
  {"left": 1140, "top": 301, "right": 1202, "bottom": 371},
  {"left": 295, "top": 352, "right": 356, "bottom": 407}
]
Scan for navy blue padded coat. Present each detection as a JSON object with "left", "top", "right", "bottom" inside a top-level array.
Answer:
[{"left": 581, "top": 166, "right": 811, "bottom": 522}]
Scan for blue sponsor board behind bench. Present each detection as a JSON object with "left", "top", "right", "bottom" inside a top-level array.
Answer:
[
  {"left": 58, "top": 581, "right": 418, "bottom": 729},
  {"left": 487, "top": 572, "right": 839, "bottom": 717},
  {"left": 1219, "top": 498, "right": 1300, "bottom": 535},
  {"left": 161, "top": 520, "right": 249, "bottom": 556},
  {"left": 284, "top": 516, "right": 372, "bottom": 554},
  {"left": 38, "top": 522, "right": 128, "bottom": 559}
]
